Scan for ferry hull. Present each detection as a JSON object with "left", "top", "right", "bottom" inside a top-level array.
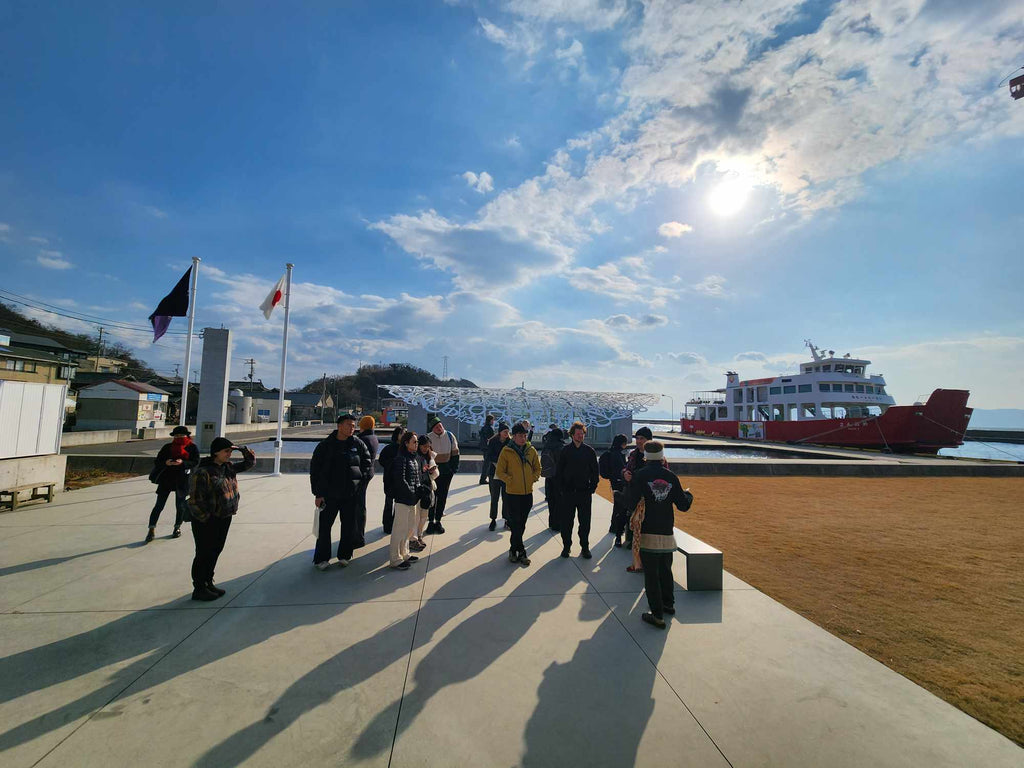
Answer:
[{"left": 679, "top": 389, "right": 972, "bottom": 454}]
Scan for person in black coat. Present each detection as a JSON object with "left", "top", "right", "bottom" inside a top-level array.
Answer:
[
  {"left": 385, "top": 431, "right": 422, "bottom": 570},
  {"left": 146, "top": 425, "right": 200, "bottom": 543},
  {"left": 309, "top": 413, "right": 373, "bottom": 569},
  {"left": 555, "top": 421, "right": 599, "bottom": 559},
  {"left": 355, "top": 415, "right": 380, "bottom": 546},
  {"left": 477, "top": 414, "right": 495, "bottom": 485},
  {"left": 599, "top": 434, "right": 630, "bottom": 547},
  {"left": 377, "top": 425, "right": 403, "bottom": 534},
  {"left": 625, "top": 441, "right": 693, "bottom": 629},
  {"left": 484, "top": 422, "right": 511, "bottom": 531},
  {"left": 540, "top": 428, "right": 565, "bottom": 532}
]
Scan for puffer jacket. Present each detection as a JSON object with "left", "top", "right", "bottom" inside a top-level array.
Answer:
[
  {"left": 387, "top": 448, "right": 423, "bottom": 506},
  {"left": 309, "top": 431, "right": 373, "bottom": 499},
  {"left": 495, "top": 442, "right": 541, "bottom": 495},
  {"left": 485, "top": 434, "right": 509, "bottom": 479},
  {"left": 187, "top": 450, "right": 256, "bottom": 522}
]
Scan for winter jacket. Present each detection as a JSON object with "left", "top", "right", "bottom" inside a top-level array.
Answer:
[
  {"left": 357, "top": 429, "right": 380, "bottom": 476},
  {"left": 495, "top": 442, "right": 542, "bottom": 495},
  {"left": 556, "top": 441, "right": 599, "bottom": 494},
  {"left": 153, "top": 440, "right": 200, "bottom": 494},
  {"left": 430, "top": 430, "right": 461, "bottom": 476},
  {"left": 478, "top": 423, "right": 495, "bottom": 450},
  {"left": 419, "top": 449, "right": 439, "bottom": 491},
  {"left": 309, "top": 431, "right": 373, "bottom": 499},
  {"left": 187, "top": 449, "right": 255, "bottom": 522},
  {"left": 599, "top": 448, "right": 627, "bottom": 492},
  {"left": 625, "top": 463, "right": 692, "bottom": 552},
  {"left": 539, "top": 433, "right": 564, "bottom": 479},
  {"left": 485, "top": 434, "right": 509, "bottom": 480},
  {"left": 387, "top": 448, "right": 423, "bottom": 506},
  {"left": 378, "top": 438, "right": 400, "bottom": 481}
]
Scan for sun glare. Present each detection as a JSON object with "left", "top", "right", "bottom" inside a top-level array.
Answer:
[{"left": 708, "top": 178, "right": 752, "bottom": 217}]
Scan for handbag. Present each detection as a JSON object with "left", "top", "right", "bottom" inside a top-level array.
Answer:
[{"left": 148, "top": 464, "right": 165, "bottom": 485}]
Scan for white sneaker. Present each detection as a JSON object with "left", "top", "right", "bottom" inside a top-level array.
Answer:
[
  {"left": 314, "top": 561, "right": 330, "bottom": 571},
  {"left": 337, "top": 558, "right": 350, "bottom": 567}
]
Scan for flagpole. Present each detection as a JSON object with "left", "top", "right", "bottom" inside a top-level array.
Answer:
[
  {"left": 273, "top": 263, "right": 293, "bottom": 476},
  {"left": 180, "top": 257, "right": 200, "bottom": 427}
]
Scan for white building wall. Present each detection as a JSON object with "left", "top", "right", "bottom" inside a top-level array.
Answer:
[{"left": 0, "top": 381, "right": 67, "bottom": 459}]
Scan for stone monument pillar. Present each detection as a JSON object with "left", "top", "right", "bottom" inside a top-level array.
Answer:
[{"left": 195, "top": 328, "right": 232, "bottom": 453}]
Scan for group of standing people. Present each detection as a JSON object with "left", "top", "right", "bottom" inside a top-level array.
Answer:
[{"left": 145, "top": 413, "right": 692, "bottom": 628}]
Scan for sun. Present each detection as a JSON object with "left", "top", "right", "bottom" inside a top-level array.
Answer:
[{"left": 708, "top": 177, "right": 752, "bottom": 217}]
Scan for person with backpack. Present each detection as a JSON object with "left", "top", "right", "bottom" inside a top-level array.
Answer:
[
  {"left": 309, "top": 413, "right": 374, "bottom": 570},
  {"left": 426, "top": 417, "right": 459, "bottom": 534},
  {"left": 555, "top": 421, "right": 599, "bottom": 559},
  {"left": 354, "top": 415, "right": 380, "bottom": 547},
  {"left": 186, "top": 438, "right": 255, "bottom": 601},
  {"left": 540, "top": 428, "right": 565, "bottom": 532},
  {"left": 625, "top": 440, "right": 693, "bottom": 629},
  {"left": 494, "top": 423, "right": 541, "bottom": 566},
  {"left": 477, "top": 414, "right": 495, "bottom": 485},
  {"left": 146, "top": 425, "right": 200, "bottom": 543},
  {"left": 485, "top": 421, "right": 511, "bottom": 531},
  {"left": 377, "top": 426, "right": 403, "bottom": 534},
  {"left": 599, "top": 434, "right": 630, "bottom": 547}
]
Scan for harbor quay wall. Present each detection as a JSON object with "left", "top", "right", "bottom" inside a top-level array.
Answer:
[{"left": 64, "top": 455, "right": 1024, "bottom": 478}]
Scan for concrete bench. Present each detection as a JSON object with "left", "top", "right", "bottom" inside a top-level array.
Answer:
[
  {"left": 1, "top": 483, "right": 56, "bottom": 512},
  {"left": 673, "top": 527, "right": 722, "bottom": 591}
]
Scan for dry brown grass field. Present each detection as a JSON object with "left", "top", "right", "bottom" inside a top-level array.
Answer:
[{"left": 596, "top": 476, "right": 1024, "bottom": 746}]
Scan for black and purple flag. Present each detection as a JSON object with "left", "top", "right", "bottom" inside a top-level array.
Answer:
[{"left": 148, "top": 266, "right": 192, "bottom": 342}]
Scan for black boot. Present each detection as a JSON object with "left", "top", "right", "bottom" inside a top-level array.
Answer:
[
  {"left": 206, "top": 582, "right": 226, "bottom": 597},
  {"left": 191, "top": 585, "right": 220, "bottom": 601}
]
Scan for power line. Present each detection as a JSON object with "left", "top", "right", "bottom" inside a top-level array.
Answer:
[{"left": 0, "top": 289, "right": 193, "bottom": 336}]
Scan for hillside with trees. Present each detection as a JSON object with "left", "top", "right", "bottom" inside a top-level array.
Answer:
[{"left": 299, "top": 363, "right": 476, "bottom": 411}]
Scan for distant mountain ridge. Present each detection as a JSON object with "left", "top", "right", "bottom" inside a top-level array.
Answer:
[{"left": 967, "top": 409, "right": 1024, "bottom": 430}]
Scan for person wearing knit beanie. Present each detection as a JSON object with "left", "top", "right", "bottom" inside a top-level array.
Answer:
[{"left": 359, "top": 415, "right": 375, "bottom": 431}]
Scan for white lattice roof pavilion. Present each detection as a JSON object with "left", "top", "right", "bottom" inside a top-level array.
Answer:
[{"left": 381, "top": 386, "right": 659, "bottom": 428}]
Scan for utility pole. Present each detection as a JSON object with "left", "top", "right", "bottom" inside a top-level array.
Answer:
[
  {"left": 321, "top": 372, "right": 327, "bottom": 424},
  {"left": 172, "top": 363, "right": 180, "bottom": 380},
  {"left": 442, "top": 355, "right": 449, "bottom": 380},
  {"left": 93, "top": 327, "right": 105, "bottom": 371},
  {"left": 192, "top": 368, "right": 199, "bottom": 385},
  {"left": 244, "top": 358, "right": 256, "bottom": 392}
]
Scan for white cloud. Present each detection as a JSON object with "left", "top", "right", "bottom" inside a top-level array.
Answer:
[
  {"left": 604, "top": 313, "right": 669, "bottom": 330},
  {"left": 142, "top": 205, "right": 168, "bottom": 219},
  {"left": 0, "top": 223, "right": 10, "bottom": 232},
  {"left": 566, "top": 257, "right": 678, "bottom": 307},
  {"left": 36, "top": 250, "right": 73, "bottom": 270},
  {"left": 692, "top": 274, "right": 728, "bottom": 297},
  {"left": 668, "top": 352, "right": 706, "bottom": 366},
  {"left": 658, "top": 221, "right": 693, "bottom": 238},
  {"left": 507, "top": 0, "right": 629, "bottom": 31},
  {"left": 735, "top": 351, "right": 767, "bottom": 362},
  {"left": 462, "top": 171, "right": 495, "bottom": 194},
  {"left": 555, "top": 38, "right": 584, "bottom": 68},
  {"left": 505, "top": 134, "right": 522, "bottom": 149}
]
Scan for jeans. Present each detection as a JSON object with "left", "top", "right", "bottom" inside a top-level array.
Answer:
[
  {"left": 314, "top": 495, "right": 359, "bottom": 563},
  {"left": 639, "top": 550, "right": 675, "bottom": 618},
  {"left": 149, "top": 489, "right": 185, "bottom": 529},
  {"left": 560, "top": 489, "right": 593, "bottom": 550},
  {"left": 382, "top": 493, "right": 394, "bottom": 534},
  {"left": 433, "top": 471, "right": 454, "bottom": 521},
  {"left": 504, "top": 493, "right": 532, "bottom": 557},
  {"left": 488, "top": 478, "right": 506, "bottom": 520},
  {"left": 190, "top": 516, "right": 231, "bottom": 588},
  {"left": 544, "top": 478, "right": 561, "bottom": 529}
]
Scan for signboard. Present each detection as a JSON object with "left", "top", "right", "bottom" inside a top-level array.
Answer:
[
  {"left": 738, "top": 421, "right": 765, "bottom": 440},
  {"left": 146, "top": 393, "right": 164, "bottom": 401}
]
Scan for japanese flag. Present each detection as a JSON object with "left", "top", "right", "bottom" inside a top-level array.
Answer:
[{"left": 260, "top": 274, "right": 286, "bottom": 319}]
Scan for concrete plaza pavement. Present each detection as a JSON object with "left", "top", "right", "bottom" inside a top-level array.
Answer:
[{"left": 1, "top": 473, "right": 1020, "bottom": 767}]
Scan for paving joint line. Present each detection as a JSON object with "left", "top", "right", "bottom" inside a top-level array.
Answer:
[{"left": 568, "top": 544, "right": 737, "bottom": 768}]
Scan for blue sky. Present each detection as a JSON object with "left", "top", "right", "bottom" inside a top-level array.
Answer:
[{"left": 2, "top": 0, "right": 1022, "bottom": 414}]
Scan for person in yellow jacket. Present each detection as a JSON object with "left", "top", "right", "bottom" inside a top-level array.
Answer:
[{"left": 494, "top": 422, "right": 542, "bottom": 566}]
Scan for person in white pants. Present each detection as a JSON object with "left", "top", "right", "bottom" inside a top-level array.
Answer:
[
  {"left": 412, "top": 435, "right": 439, "bottom": 551},
  {"left": 385, "top": 431, "right": 422, "bottom": 570}
]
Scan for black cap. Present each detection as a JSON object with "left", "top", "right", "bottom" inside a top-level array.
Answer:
[
  {"left": 497, "top": 421, "right": 511, "bottom": 433},
  {"left": 210, "top": 437, "right": 234, "bottom": 454},
  {"left": 511, "top": 423, "right": 528, "bottom": 436},
  {"left": 634, "top": 426, "right": 653, "bottom": 440},
  {"left": 170, "top": 425, "right": 191, "bottom": 437},
  {"left": 337, "top": 413, "right": 356, "bottom": 423}
]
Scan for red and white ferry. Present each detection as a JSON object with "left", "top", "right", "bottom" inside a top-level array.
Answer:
[{"left": 679, "top": 341, "right": 972, "bottom": 454}]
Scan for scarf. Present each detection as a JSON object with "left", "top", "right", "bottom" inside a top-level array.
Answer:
[
  {"left": 510, "top": 440, "right": 529, "bottom": 463},
  {"left": 170, "top": 436, "right": 193, "bottom": 461}
]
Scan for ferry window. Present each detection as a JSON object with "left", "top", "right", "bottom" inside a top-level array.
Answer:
[
  {"left": 783, "top": 385, "right": 796, "bottom": 394},
  {"left": 769, "top": 386, "right": 781, "bottom": 395},
  {"left": 877, "top": 387, "right": 885, "bottom": 395},
  {"left": 733, "top": 389, "right": 743, "bottom": 403},
  {"left": 855, "top": 367, "right": 863, "bottom": 375},
  {"left": 855, "top": 385, "right": 865, "bottom": 393},
  {"left": 746, "top": 388, "right": 755, "bottom": 402},
  {"left": 814, "top": 366, "right": 820, "bottom": 372},
  {"left": 756, "top": 386, "right": 767, "bottom": 401},
  {"left": 819, "top": 383, "right": 830, "bottom": 392},
  {"left": 798, "top": 384, "right": 812, "bottom": 392},
  {"left": 823, "top": 365, "right": 831, "bottom": 372},
  {"left": 844, "top": 384, "right": 854, "bottom": 392},
  {"left": 864, "top": 386, "right": 873, "bottom": 394}
]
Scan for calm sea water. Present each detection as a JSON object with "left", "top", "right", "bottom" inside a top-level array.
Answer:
[{"left": 937, "top": 441, "right": 1024, "bottom": 462}]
